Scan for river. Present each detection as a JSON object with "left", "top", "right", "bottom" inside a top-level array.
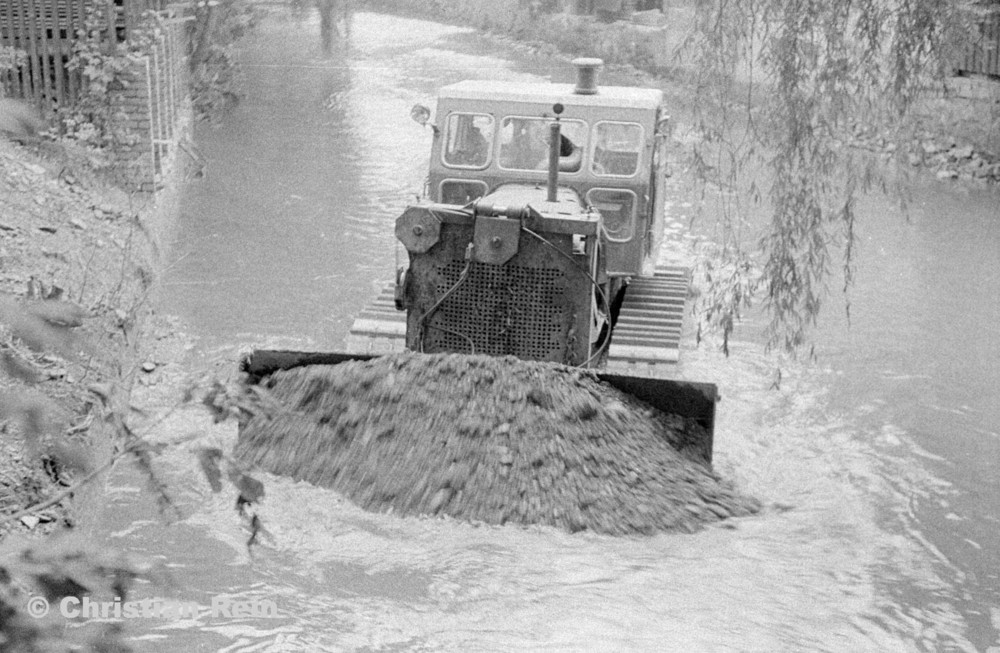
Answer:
[{"left": 91, "top": 9, "right": 999, "bottom": 652}]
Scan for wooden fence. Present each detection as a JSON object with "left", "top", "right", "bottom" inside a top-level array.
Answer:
[
  {"left": 1, "top": 0, "right": 191, "bottom": 193},
  {"left": 0, "top": 0, "right": 168, "bottom": 112},
  {"left": 145, "top": 11, "right": 189, "bottom": 190},
  {"left": 957, "top": 8, "right": 1000, "bottom": 78}
]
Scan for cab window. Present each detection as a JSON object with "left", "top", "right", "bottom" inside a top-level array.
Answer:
[
  {"left": 592, "top": 121, "right": 643, "bottom": 177},
  {"left": 498, "top": 117, "right": 586, "bottom": 173},
  {"left": 443, "top": 113, "right": 494, "bottom": 169}
]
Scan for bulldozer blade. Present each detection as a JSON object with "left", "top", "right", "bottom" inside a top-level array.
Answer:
[
  {"left": 240, "top": 349, "right": 717, "bottom": 463},
  {"left": 595, "top": 371, "right": 716, "bottom": 463},
  {"left": 240, "top": 349, "right": 376, "bottom": 384}
]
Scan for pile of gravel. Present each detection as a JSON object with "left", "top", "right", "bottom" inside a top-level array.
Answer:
[{"left": 235, "top": 353, "right": 759, "bottom": 535}]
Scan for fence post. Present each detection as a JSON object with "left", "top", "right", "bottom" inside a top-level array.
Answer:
[
  {"left": 163, "top": 29, "right": 174, "bottom": 142},
  {"left": 65, "top": 0, "right": 77, "bottom": 100},
  {"left": 145, "top": 54, "right": 156, "bottom": 189},
  {"left": 25, "top": 0, "right": 40, "bottom": 106},
  {"left": 989, "top": 11, "right": 1000, "bottom": 75},
  {"left": 50, "top": 0, "right": 66, "bottom": 109}
]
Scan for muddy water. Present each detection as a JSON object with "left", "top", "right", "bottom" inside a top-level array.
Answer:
[{"left": 95, "top": 9, "right": 999, "bottom": 652}]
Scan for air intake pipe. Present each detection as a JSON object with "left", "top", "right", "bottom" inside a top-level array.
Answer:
[{"left": 547, "top": 119, "right": 561, "bottom": 202}]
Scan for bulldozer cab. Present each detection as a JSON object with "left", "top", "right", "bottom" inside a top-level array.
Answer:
[{"left": 424, "top": 67, "right": 669, "bottom": 278}]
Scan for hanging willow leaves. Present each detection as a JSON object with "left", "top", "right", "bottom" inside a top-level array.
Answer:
[{"left": 684, "top": 0, "right": 968, "bottom": 355}]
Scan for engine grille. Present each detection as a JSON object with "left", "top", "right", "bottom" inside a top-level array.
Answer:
[{"left": 426, "top": 259, "right": 568, "bottom": 360}]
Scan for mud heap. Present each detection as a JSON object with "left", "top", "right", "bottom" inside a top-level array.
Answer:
[{"left": 235, "top": 353, "right": 759, "bottom": 535}]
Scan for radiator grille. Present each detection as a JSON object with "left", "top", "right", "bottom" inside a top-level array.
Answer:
[{"left": 426, "top": 260, "right": 568, "bottom": 360}]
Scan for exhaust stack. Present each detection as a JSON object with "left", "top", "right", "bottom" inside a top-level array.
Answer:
[
  {"left": 546, "top": 120, "right": 560, "bottom": 202},
  {"left": 572, "top": 57, "right": 604, "bottom": 95}
]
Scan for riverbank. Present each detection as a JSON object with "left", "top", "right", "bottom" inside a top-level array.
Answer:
[
  {"left": 362, "top": 0, "right": 1000, "bottom": 183},
  {"left": 0, "top": 137, "right": 179, "bottom": 539}
]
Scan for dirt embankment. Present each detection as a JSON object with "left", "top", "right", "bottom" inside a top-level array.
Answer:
[{"left": 0, "top": 138, "right": 173, "bottom": 539}]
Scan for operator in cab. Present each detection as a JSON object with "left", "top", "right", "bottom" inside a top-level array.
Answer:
[
  {"left": 500, "top": 117, "right": 582, "bottom": 172},
  {"left": 443, "top": 113, "right": 493, "bottom": 168}
]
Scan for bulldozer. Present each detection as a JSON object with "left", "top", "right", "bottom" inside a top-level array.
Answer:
[{"left": 241, "top": 58, "right": 718, "bottom": 463}]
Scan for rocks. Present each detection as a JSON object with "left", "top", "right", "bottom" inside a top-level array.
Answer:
[
  {"left": 0, "top": 137, "right": 165, "bottom": 537},
  {"left": 236, "top": 353, "right": 760, "bottom": 535},
  {"left": 855, "top": 129, "right": 999, "bottom": 184},
  {"left": 87, "top": 383, "right": 112, "bottom": 402},
  {"left": 974, "top": 162, "right": 998, "bottom": 179},
  {"left": 910, "top": 134, "right": 1000, "bottom": 183},
  {"left": 20, "top": 162, "right": 46, "bottom": 177},
  {"left": 951, "top": 144, "right": 974, "bottom": 160}
]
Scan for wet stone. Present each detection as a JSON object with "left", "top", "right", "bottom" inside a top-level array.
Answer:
[{"left": 236, "top": 352, "right": 760, "bottom": 536}]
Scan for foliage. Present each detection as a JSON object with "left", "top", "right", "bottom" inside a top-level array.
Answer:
[
  {"left": 59, "top": 3, "right": 165, "bottom": 149},
  {"left": 0, "top": 536, "right": 142, "bottom": 652},
  {"left": 0, "top": 46, "right": 27, "bottom": 89},
  {"left": 0, "top": 290, "right": 268, "bottom": 649},
  {"left": 0, "top": 288, "right": 270, "bottom": 539},
  {"left": 194, "top": 376, "right": 274, "bottom": 547},
  {"left": 0, "top": 292, "right": 132, "bottom": 651},
  {"left": 683, "top": 0, "right": 968, "bottom": 355},
  {"left": 187, "top": 0, "right": 262, "bottom": 120}
]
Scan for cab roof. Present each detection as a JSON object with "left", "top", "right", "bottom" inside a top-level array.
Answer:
[{"left": 438, "top": 80, "right": 663, "bottom": 112}]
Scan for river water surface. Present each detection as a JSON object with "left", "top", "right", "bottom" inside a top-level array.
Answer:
[{"left": 93, "top": 10, "right": 999, "bottom": 652}]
